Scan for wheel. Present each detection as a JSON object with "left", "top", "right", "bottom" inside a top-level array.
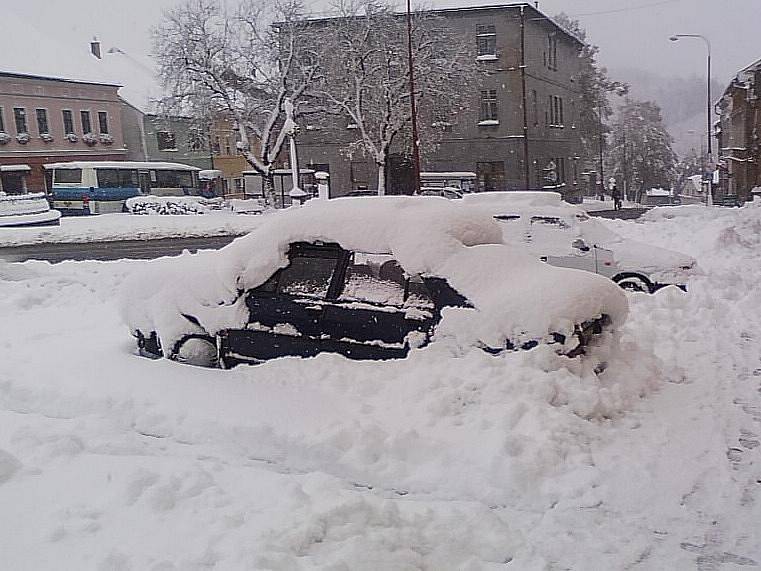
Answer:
[
  {"left": 613, "top": 273, "right": 653, "bottom": 294},
  {"left": 172, "top": 334, "right": 219, "bottom": 367}
]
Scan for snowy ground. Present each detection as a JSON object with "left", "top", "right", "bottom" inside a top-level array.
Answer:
[
  {"left": 0, "top": 212, "right": 263, "bottom": 247},
  {"left": 1, "top": 204, "right": 760, "bottom": 569}
]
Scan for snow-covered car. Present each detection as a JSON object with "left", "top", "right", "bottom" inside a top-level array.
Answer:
[
  {"left": 463, "top": 191, "right": 697, "bottom": 293},
  {"left": 122, "top": 197, "right": 628, "bottom": 368},
  {"left": 418, "top": 186, "right": 464, "bottom": 200}
]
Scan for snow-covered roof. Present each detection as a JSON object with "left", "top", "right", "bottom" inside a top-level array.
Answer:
[
  {"left": 421, "top": 172, "right": 477, "bottom": 179},
  {"left": 122, "top": 197, "right": 627, "bottom": 354},
  {"left": 44, "top": 161, "right": 201, "bottom": 171},
  {"left": 101, "top": 47, "right": 163, "bottom": 114},
  {"left": 0, "top": 9, "right": 118, "bottom": 86}
]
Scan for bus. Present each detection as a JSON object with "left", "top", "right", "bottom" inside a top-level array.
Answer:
[{"left": 45, "top": 161, "right": 201, "bottom": 215}]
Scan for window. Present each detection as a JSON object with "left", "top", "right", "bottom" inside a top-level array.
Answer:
[
  {"left": 476, "top": 24, "right": 496, "bottom": 57},
  {"left": 153, "top": 169, "right": 194, "bottom": 188},
  {"left": 224, "top": 137, "right": 231, "bottom": 155},
  {"left": 212, "top": 136, "right": 221, "bottom": 155},
  {"left": 156, "top": 131, "right": 177, "bottom": 151},
  {"left": 547, "top": 34, "right": 558, "bottom": 70},
  {"left": 62, "top": 110, "right": 74, "bottom": 134},
  {"left": 13, "top": 108, "right": 27, "bottom": 134},
  {"left": 98, "top": 111, "right": 109, "bottom": 134},
  {"left": 548, "top": 96, "right": 564, "bottom": 126},
  {"left": 96, "top": 169, "right": 139, "bottom": 188},
  {"left": 531, "top": 90, "right": 538, "bottom": 126},
  {"left": 476, "top": 161, "right": 505, "bottom": 192},
  {"left": 53, "top": 169, "right": 82, "bottom": 184},
  {"left": 0, "top": 107, "right": 4, "bottom": 132},
  {"left": 350, "top": 161, "right": 370, "bottom": 190},
  {"left": 279, "top": 255, "right": 339, "bottom": 299},
  {"left": 36, "top": 109, "right": 49, "bottom": 134},
  {"left": 80, "top": 110, "right": 92, "bottom": 134},
  {"left": 479, "top": 90, "right": 498, "bottom": 122},
  {"left": 339, "top": 258, "right": 406, "bottom": 306}
]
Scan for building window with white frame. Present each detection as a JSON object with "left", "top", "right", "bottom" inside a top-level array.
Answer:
[
  {"left": 35, "top": 109, "right": 49, "bottom": 135},
  {"left": 156, "top": 131, "right": 177, "bottom": 151},
  {"left": 62, "top": 110, "right": 75, "bottom": 134},
  {"left": 479, "top": 89, "right": 499, "bottom": 123},
  {"left": 81, "top": 110, "right": 92, "bottom": 134},
  {"left": 13, "top": 108, "right": 27, "bottom": 134},
  {"left": 98, "top": 111, "right": 109, "bottom": 134},
  {"left": 476, "top": 24, "right": 497, "bottom": 59}
]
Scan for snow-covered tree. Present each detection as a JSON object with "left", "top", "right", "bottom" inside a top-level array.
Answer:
[
  {"left": 153, "top": 0, "right": 321, "bottom": 206},
  {"left": 607, "top": 99, "right": 677, "bottom": 201},
  {"left": 310, "top": 0, "right": 479, "bottom": 194},
  {"left": 554, "top": 13, "right": 627, "bottom": 184}
]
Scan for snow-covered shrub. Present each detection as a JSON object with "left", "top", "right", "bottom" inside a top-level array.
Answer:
[
  {"left": 40, "top": 133, "right": 54, "bottom": 143},
  {"left": 99, "top": 133, "right": 114, "bottom": 145},
  {"left": 15, "top": 133, "right": 30, "bottom": 144},
  {"left": 66, "top": 133, "right": 78, "bottom": 143},
  {"left": 0, "top": 132, "right": 11, "bottom": 145},
  {"left": 82, "top": 132, "right": 98, "bottom": 146},
  {"left": 125, "top": 195, "right": 209, "bottom": 215}
]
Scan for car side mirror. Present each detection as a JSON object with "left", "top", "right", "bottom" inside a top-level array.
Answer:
[{"left": 572, "top": 238, "right": 590, "bottom": 252}]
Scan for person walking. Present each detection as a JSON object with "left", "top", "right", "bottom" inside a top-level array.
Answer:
[{"left": 611, "top": 183, "right": 622, "bottom": 210}]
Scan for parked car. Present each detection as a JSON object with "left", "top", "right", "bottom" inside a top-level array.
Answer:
[
  {"left": 463, "top": 191, "right": 697, "bottom": 293},
  {"left": 643, "top": 188, "right": 681, "bottom": 206},
  {"left": 418, "top": 186, "right": 463, "bottom": 199},
  {"left": 122, "top": 197, "right": 628, "bottom": 368}
]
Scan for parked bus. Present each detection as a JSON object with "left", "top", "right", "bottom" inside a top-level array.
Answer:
[{"left": 45, "top": 161, "right": 201, "bottom": 215}]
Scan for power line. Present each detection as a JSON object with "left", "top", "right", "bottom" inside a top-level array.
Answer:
[{"left": 564, "top": 0, "right": 684, "bottom": 18}]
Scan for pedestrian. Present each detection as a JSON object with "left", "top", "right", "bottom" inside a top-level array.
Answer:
[{"left": 611, "top": 184, "right": 622, "bottom": 210}]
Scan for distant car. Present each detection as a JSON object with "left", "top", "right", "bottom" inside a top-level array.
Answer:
[
  {"left": 418, "top": 186, "right": 464, "bottom": 200},
  {"left": 643, "top": 188, "right": 681, "bottom": 206},
  {"left": 123, "top": 197, "right": 627, "bottom": 368},
  {"left": 463, "top": 191, "right": 697, "bottom": 293}
]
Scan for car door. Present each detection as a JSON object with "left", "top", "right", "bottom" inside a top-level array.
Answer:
[
  {"left": 235, "top": 242, "right": 349, "bottom": 361},
  {"left": 320, "top": 254, "right": 437, "bottom": 359}
]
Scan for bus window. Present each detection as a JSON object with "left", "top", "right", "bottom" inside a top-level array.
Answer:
[
  {"left": 53, "top": 169, "right": 82, "bottom": 185},
  {"left": 96, "top": 169, "right": 139, "bottom": 188},
  {"left": 154, "top": 170, "right": 194, "bottom": 188}
]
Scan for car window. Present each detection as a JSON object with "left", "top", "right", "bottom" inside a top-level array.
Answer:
[
  {"left": 339, "top": 259, "right": 406, "bottom": 306},
  {"left": 278, "top": 255, "right": 339, "bottom": 299},
  {"left": 530, "top": 216, "right": 570, "bottom": 229},
  {"left": 406, "top": 276, "right": 435, "bottom": 310},
  {"left": 494, "top": 214, "right": 521, "bottom": 222}
]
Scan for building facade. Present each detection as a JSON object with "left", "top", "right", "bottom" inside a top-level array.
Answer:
[
  {"left": 716, "top": 58, "right": 761, "bottom": 203},
  {"left": 296, "top": 3, "right": 584, "bottom": 199},
  {"left": 0, "top": 73, "right": 128, "bottom": 191}
]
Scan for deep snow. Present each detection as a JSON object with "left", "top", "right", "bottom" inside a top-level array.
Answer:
[{"left": 0, "top": 203, "right": 760, "bottom": 569}]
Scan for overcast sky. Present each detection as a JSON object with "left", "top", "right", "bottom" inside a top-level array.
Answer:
[{"left": 10, "top": 0, "right": 761, "bottom": 84}]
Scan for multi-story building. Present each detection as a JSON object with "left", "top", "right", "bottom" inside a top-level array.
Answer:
[
  {"left": 716, "top": 57, "right": 761, "bottom": 203},
  {"left": 0, "top": 73, "right": 128, "bottom": 192},
  {"left": 297, "top": 3, "right": 584, "bottom": 199}
]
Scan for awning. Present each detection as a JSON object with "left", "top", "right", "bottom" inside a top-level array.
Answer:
[{"left": 0, "top": 164, "right": 31, "bottom": 172}]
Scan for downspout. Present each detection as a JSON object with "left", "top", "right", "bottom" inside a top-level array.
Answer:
[{"left": 520, "top": 6, "right": 530, "bottom": 190}]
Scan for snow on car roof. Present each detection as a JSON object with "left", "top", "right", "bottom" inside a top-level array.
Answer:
[
  {"left": 44, "top": 161, "right": 201, "bottom": 171},
  {"left": 122, "top": 196, "right": 627, "bottom": 351}
]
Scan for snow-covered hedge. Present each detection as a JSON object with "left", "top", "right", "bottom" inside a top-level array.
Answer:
[{"left": 125, "top": 195, "right": 209, "bottom": 216}]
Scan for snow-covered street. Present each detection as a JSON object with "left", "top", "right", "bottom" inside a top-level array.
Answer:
[{"left": 1, "top": 204, "right": 760, "bottom": 570}]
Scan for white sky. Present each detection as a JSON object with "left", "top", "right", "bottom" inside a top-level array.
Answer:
[{"left": 9, "top": 0, "right": 761, "bottom": 84}]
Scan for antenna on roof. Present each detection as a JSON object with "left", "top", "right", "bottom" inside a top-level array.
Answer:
[{"left": 535, "top": 2, "right": 539, "bottom": 9}]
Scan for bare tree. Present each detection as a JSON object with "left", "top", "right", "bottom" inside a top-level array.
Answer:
[
  {"left": 153, "top": 0, "right": 321, "bottom": 206},
  {"left": 311, "top": 0, "right": 479, "bottom": 194}
]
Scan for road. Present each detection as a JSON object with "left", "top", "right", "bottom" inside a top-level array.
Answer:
[{"left": 0, "top": 235, "right": 241, "bottom": 263}]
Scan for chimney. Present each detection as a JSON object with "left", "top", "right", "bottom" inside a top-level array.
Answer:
[{"left": 90, "top": 36, "right": 101, "bottom": 59}]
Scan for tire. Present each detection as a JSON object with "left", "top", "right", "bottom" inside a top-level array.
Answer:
[
  {"left": 171, "top": 334, "right": 219, "bottom": 368},
  {"left": 613, "top": 273, "right": 653, "bottom": 294}
]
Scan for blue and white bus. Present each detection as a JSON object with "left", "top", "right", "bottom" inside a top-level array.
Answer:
[{"left": 45, "top": 161, "right": 201, "bottom": 215}]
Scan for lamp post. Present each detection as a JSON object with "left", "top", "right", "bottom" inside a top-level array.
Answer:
[
  {"left": 406, "top": 0, "right": 421, "bottom": 195},
  {"left": 670, "top": 33, "right": 713, "bottom": 206}
]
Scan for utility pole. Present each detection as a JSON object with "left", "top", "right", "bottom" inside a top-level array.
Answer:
[{"left": 406, "top": 0, "right": 421, "bottom": 195}]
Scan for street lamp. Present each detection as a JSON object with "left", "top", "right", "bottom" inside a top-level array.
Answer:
[{"left": 670, "top": 33, "right": 713, "bottom": 206}]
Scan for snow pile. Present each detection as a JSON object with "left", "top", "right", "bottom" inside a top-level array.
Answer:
[
  {"left": 122, "top": 197, "right": 627, "bottom": 355},
  {"left": 125, "top": 195, "right": 209, "bottom": 215},
  {"left": 228, "top": 198, "right": 265, "bottom": 214},
  {"left": 0, "top": 193, "right": 51, "bottom": 216}
]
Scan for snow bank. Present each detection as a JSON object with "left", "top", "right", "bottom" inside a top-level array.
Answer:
[{"left": 122, "top": 197, "right": 627, "bottom": 354}]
